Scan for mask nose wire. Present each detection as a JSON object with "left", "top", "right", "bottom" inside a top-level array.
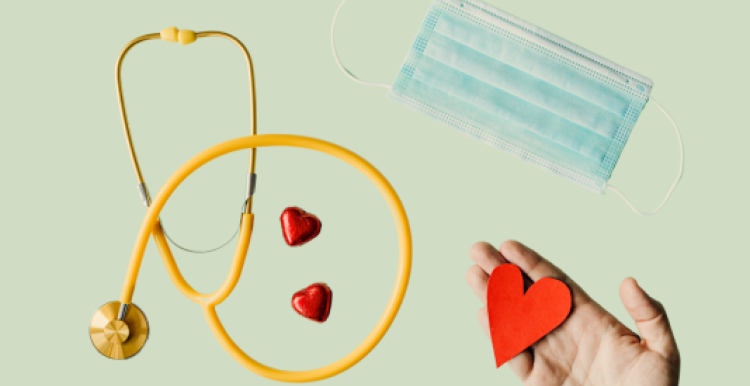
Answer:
[
  {"left": 331, "top": 0, "right": 392, "bottom": 90},
  {"left": 605, "top": 97, "right": 684, "bottom": 215}
]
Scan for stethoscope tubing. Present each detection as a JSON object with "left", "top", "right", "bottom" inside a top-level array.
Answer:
[{"left": 120, "top": 134, "right": 412, "bottom": 382}]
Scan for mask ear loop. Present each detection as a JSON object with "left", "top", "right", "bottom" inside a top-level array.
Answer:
[
  {"left": 605, "top": 97, "right": 684, "bottom": 215},
  {"left": 331, "top": 0, "right": 392, "bottom": 90}
]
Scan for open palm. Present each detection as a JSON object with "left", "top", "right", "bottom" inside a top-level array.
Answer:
[{"left": 466, "top": 241, "right": 680, "bottom": 386}]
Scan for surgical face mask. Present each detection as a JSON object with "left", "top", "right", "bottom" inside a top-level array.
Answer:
[{"left": 331, "top": 0, "right": 683, "bottom": 215}]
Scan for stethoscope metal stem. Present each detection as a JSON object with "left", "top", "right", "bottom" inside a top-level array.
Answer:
[{"left": 117, "top": 303, "right": 129, "bottom": 321}]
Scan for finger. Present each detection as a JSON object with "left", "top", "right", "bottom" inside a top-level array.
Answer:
[
  {"left": 466, "top": 265, "right": 490, "bottom": 304},
  {"left": 478, "top": 306, "right": 491, "bottom": 338},
  {"left": 498, "top": 240, "right": 566, "bottom": 281},
  {"left": 469, "top": 242, "right": 508, "bottom": 275},
  {"left": 620, "top": 278, "right": 679, "bottom": 361},
  {"left": 478, "top": 307, "right": 533, "bottom": 381},
  {"left": 498, "top": 240, "right": 590, "bottom": 304},
  {"left": 510, "top": 349, "right": 534, "bottom": 381}
]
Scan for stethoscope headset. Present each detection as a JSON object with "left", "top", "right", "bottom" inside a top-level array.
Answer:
[{"left": 88, "top": 27, "right": 412, "bottom": 383}]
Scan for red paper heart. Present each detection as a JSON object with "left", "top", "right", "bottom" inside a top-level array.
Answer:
[
  {"left": 280, "top": 207, "right": 321, "bottom": 247},
  {"left": 487, "top": 264, "right": 571, "bottom": 368},
  {"left": 292, "top": 283, "right": 332, "bottom": 323}
]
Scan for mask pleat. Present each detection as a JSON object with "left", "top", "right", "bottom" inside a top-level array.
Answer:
[
  {"left": 423, "top": 33, "right": 624, "bottom": 140},
  {"left": 414, "top": 56, "right": 610, "bottom": 162},
  {"left": 406, "top": 78, "right": 603, "bottom": 182},
  {"left": 434, "top": 13, "right": 634, "bottom": 116}
]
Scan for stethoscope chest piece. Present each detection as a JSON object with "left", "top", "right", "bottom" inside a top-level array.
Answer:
[{"left": 89, "top": 301, "right": 149, "bottom": 360}]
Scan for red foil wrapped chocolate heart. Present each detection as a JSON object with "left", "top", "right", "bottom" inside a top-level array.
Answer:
[
  {"left": 280, "top": 207, "right": 322, "bottom": 246},
  {"left": 292, "top": 283, "right": 332, "bottom": 323}
]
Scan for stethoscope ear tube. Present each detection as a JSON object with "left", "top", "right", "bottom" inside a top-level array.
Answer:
[{"left": 116, "top": 29, "right": 259, "bottom": 251}]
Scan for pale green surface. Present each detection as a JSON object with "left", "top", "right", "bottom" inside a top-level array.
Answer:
[{"left": 0, "top": 0, "right": 746, "bottom": 384}]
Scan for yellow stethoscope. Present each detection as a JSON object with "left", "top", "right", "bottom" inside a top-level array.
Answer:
[{"left": 89, "top": 27, "right": 412, "bottom": 383}]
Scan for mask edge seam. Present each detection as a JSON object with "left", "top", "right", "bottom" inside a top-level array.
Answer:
[{"left": 438, "top": 0, "right": 653, "bottom": 98}]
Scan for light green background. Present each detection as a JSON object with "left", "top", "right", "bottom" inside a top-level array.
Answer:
[{"left": 0, "top": 0, "right": 746, "bottom": 384}]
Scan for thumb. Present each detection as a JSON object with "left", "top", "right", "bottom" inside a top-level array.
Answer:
[{"left": 619, "top": 277, "right": 679, "bottom": 360}]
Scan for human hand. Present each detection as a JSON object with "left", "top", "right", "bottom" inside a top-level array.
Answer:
[{"left": 466, "top": 241, "right": 680, "bottom": 386}]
